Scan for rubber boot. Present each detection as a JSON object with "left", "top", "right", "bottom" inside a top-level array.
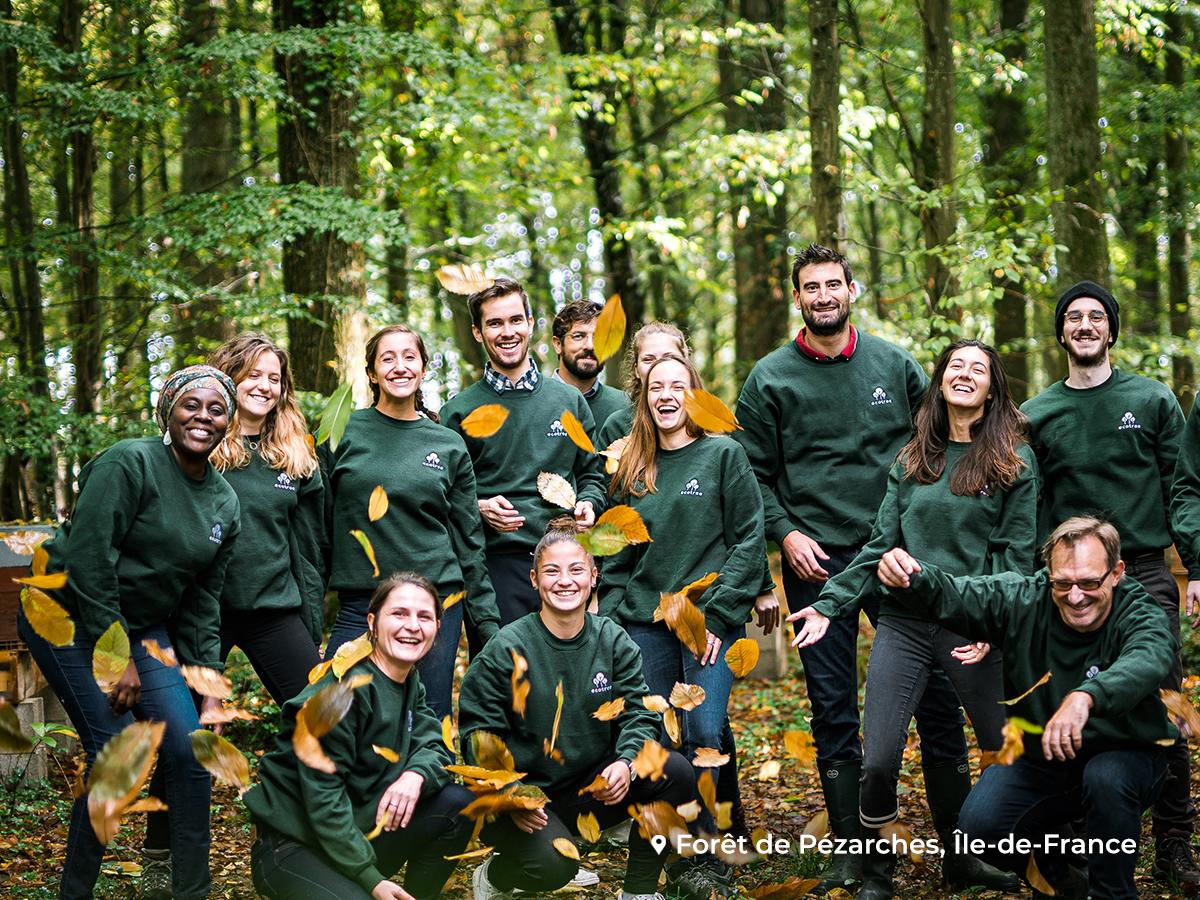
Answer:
[
  {"left": 813, "top": 761, "right": 863, "bottom": 893},
  {"left": 855, "top": 828, "right": 895, "bottom": 900},
  {"left": 924, "top": 761, "right": 1019, "bottom": 892}
]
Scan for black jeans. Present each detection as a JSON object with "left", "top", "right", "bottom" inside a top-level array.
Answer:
[
  {"left": 860, "top": 614, "right": 1006, "bottom": 826},
  {"left": 466, "top": 552, "right": 538, "bottom": 657},
  {"left": 781, "top": 548, "right": 967, "bottom": 768},
  {"left": 481, "top": 751, "right": 695, "bottom": 893},
  {"left": 250, "top": 783, "right": 475, "bottom": 900},
  {"left": 1123, "top": 552, "right": 1193, "bottom": 840},
  {"left": 958, "top": 747, "right": 1167, "bottom": 899}
]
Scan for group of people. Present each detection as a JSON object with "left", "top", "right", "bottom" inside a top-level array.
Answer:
[{"left": 20, "top": 243, "right": 1200, "bottom": 900}]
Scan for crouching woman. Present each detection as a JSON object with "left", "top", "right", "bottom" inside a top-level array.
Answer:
[{"left": 244, "top": 572, "right": 474, "bottom": 900}]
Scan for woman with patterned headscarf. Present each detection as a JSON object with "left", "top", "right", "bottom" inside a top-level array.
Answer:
[{"left": 19, "top": 365, "right": 241, "bottom": 900}]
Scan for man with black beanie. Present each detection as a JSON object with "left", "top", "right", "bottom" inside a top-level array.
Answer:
[{"left": 1021, "top": 279, "right": 1199, "bottom": 889}]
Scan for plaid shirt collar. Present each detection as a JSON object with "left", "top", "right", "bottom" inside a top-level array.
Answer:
[
  {"left": 483, "top": 359, "right": 540, "bottom": 394},
  {"left": 551, "top": 367, "right": 599, "bottom": 399}
]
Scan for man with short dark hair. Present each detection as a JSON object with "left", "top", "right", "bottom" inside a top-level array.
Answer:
[
  {"left": 876, "top": 515, "right": 1178, "bottom": 900},
  {"left": 443, "top": 277, "right": 607, "bottom": 654},
  {"left": 551, "top": 300, "right": 628, "bottom": 428},
  {"left": 1021, "top": 280, "right": 1198, "bottom": 887}
]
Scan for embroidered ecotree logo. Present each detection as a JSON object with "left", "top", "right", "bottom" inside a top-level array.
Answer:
[
  {"left": 1118, "top": 411, "right": 1140, "bottom": 430},
  {"left": 680, "top": 478, "right": 704, "bottom": 496},
  {"left": 423, "top": 451, "right": 443, "bottom": 469},
  {"left": 870, "top": 386, "right": 892, "bottom": 406}
]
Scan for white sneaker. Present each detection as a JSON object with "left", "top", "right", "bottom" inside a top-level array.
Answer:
[
  {"left": 569, "top": 867, "right": 600, "bottom": 887},
  {"left": 618, "top": 893, "right": 664, "bottom": 900},
  {"left": 472, "top": 858, "right": 513, "bottom": 900}
]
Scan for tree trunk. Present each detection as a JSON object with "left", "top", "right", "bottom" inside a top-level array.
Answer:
[
  {"left": 982, "top": 0, "right": 1031, "bottom": 400},
  {"left": 1164, "top": 9, "right": 1192, "bottom": 410},
  {"left": 719, "top": 0, "right": 789, "bottom": 385},
  {"left": 380, "top": 0, "right": 421, "bottom": 316},
  {"left": 1044, "top": 0, "right": 1109, "bottom": 287},
  {"left": 916, "top": 0, "right": 957, "bottom": 320},
  {"left": 274, "top": 0, "right": 367, "bottom": 396},
  {"left": 808, "top": 0, "right": 843, "bottom": 249}
]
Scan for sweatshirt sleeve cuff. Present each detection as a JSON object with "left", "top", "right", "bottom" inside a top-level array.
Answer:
[
  {"left": 355, "top": 865, "right": 386, "bottom": 894},
  {"left": 808, "top": 599, "right": 838, "bottom": 619},
  {"left": 1074, "top": 682, "right": 1107, "bottom": 716}
]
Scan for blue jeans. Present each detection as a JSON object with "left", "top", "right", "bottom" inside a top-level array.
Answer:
[
  {"left": 958, "top": 747, "right": 1167, "bottom": 899},
  {"left": 781, "top": 547, "right": 967, "bottom": 767},
  {"left": 323, "top": 589, "right": 463, "bottom": 720},
  {"left": 18, "top": 610, "right": 211, "bottom": 899}
]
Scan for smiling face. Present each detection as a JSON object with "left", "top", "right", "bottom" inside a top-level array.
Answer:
[
  {"left": 531, "top": 539, "right": 597, "bottom": 616},
  {"left": 793, "top": 261, "right": 856, "bottom": 336},
  {"left": 235, "top": 349, "right": 282, "bottom": 427},
  {"left": 370, "top": 331, "right": 425, "bottom": 406},
  {"left": 1061, "top": 296, "right": 1111, "bottom": 367},
  {"left": 646, "top": 357, "right": 694, "bottom": 439},
  {"left": 555, "top": 316, "right": 601, "bottom": 381},
  {"left": 1048, "top": 536, "right": 1123, "bottom": 633},
  {"left": 940, "top": 345, "right": 993, "bottom": 417},
  {"left": 168, "top": 387, "right": 229, "bottom": 459},
  {"left": 473, "top": 292, "right": 533, "bottom": 376},
  {"left": 635, "top": 332, "right": 686, "bottom": 381},
  {"left": 368, "top": 582, "right": 439, "bottom": 670}
]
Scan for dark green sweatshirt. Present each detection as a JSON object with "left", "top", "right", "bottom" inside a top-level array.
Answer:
[
  {"left": 441, "top": 377, "right": 607, "bottom": 555},
  {"left": 588, "top": 384, "right": 630, "bottom": 438},
  {"left": 598, "top": 405, "right": 633, "bottom": 451},
  {"left": 599, "top": 436, "right": 767, "bottom": 633},
  {"left": 1173, "top": 403, "right": 1200, "bottom": 579},
  {"left": 219, "top": 440, "right": 326, "bottom": 639},
  {"left": 895, "top": 562, "right": 1177, "bottom": 753},
  {"left": 1022, "top": 370, "right": 1192, "bottom": 567},
  {"left": 320, "top": 409, "right": 500, "bottom": 642},
  {"left": 243, "top": 658, "right": 452, "bottom": 894},
  {"left": 458, "top": 612, "right": 660, "bottom": 796},
  {"left": 813, "top": 442, "right": 1038, "bottom": 621},
  {"left": 734, "top": 334, "right": 928, "bottom": 548},
  {"left": 43, "top": 437, "right": 240, "bottom": 669}
]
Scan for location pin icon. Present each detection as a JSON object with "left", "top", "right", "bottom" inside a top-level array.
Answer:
[{"left": 650, "top": 835, "right": 668, "bottom": 854}]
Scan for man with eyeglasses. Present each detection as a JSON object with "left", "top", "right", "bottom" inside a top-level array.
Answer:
[{"left": 1020, "top": 280, "right": 1198, "bottom": 888}]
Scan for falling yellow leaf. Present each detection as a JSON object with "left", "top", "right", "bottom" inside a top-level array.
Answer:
[
  {"left": 670, "top": 682, "right": 706, "bottom": 711},
  {"left": 3, "top": 530, "right": 47, "bottom": 556},
  {"left": 656, "top": 590, "right": 708, "bottom": 660},
  {"left": 180, "top": 665, "right": 232, "bottom": 700},
  {"left": 577, "top": 773, "right": 610, "bottom": 796},
  {"left": 0, "top": 698, "right": 33, "bottom": 753},
  {"left": 757, "top": 760, "right": 782, "bottom": 781},
  {"left": 643, "top": 694, "right": 670, "bottom": 713},
  {"left": 32, "top": 540, "right": 49, "bottom": 575},
  {"left": 593, "top": 294, "right": 626, "bottom": 363},
  {"left": 461, "top": 784, "right": 549, "bottom": 819},
  {"left": 548, "top": 680, "right": 565, "bottom": 753},
  {"left": 994, "top": 717, "right": 1044, "bottom": 766},
  {"left": 663, "top": 708, "right": 681, "bottom": 746},
  {"left": 140, "top": 639, "right": 177, "bottom": 668},
  {"left": 601, "top": 435, "right": 629, "bottom": 475},
  {"left": 561, "top": 410, "right": 595, "bottom": 453},
  {"left": 725, "top": 638, "right": 760, "bottom": 677},
  {"left": 14, "top": 570, "right": 67, "bottom": 590},
  {"left": 698, "top": 770, "right": 717, "bottom": 815},
  {"left": 373, "top": 744, "right": 400, "bottom": 763},
  {"left": 1026, "top": 854, "right": 1055, "bottom": 895},
  {"left": 803, "top": 809, "right": 829, "bottom": 838},
  {"left": 442, "top": 716, "right": 457, "bottom": 754},
  {"left": 365, "top": 811, "right": 387, "bottom": 841},
  {"left": 436, "top": 263, "right": 494, "bottom": 295},
  {"left": 1161, "top": 690, "right": 1200, "bottom": 737},
  {"left": 308, "top": 660, "right": 334, "bottom": 684},
  {"left": 632, "top": 739, "right": 669, "bottom": 780},
  {"left": 331, "top": 633, "right": 372, "bottom": 679},
  {"left": 368, "top": 485, "right": 389, "bottom": 522},
  {"left": 552, "top": 837, "right": 580, "bottom": 860},
  {"left": 511, "top": 650, "right": 531, "bottom": 718},
  {"left": 536, "top": 471, "right": 577, "bottom": 510},
  {"left": 683, "top": 389, "right": 741, "bottom": 433},
  {"left": 349, "top": 529, "right": 380, "bottom": 578},
  {"left": 472, "top": 731, "right": 516, "bottom": 772},
  {"left": 592, "top": 697, "right": 626, "bottom": 721},
  {"left": 715, "top": 800, "right": 733, "bottom": 830},
  {"left": 198, "top": 706, "right": 260, "bottom": 726},
  {"left": 447, "top": 765, "right": 525, "bottom": 791},
  {"left": 693, "top": 747, "right": 730, "bottom": 768},
  {"left": 88, "top": 721, "right": 164, "bottom": 844},
  {"left": 190, "top": 730, "right": 250, "bottom": 792},
  {"left": 577, "top": 811, "right": 601, "bottom": 843},
  {"left": 293, "top": 672, "right": 373, "bottom": 774},
  {"left": 597, "top": 505, "right": 652, "bottom": 543},
  {"left": 92, "top": 621, "right": 131, "bottom": 693},
  {"left": 443, "top": 591, "right": 465, "bottom": 610},
  {"left": 124, "top": 797, "right": 168, "bottom": 814},
  {"left": 443, "top": 846, "right": 494, "bottom": 861},
  {"left": 784, "top": 730, "right": 817, "bottom": 767},
  {"left": 630, "top": 800, "right": 690, "bottom": 849},
  {"left": 461, "top": 404, "right": 509, "bottom": 438},
  {"left": 21, "top": 587, "right": 74, "bottom": 647},
  {"left": 1000, "top": 671, "right": 1052, "bottom": 705}
]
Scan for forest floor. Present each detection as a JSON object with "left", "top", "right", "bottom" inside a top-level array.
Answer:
[{"left": 1, "top": 620, "right": 1197, "bottom": 899}]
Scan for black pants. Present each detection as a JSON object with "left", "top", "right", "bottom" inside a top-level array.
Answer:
[
  {"left": 467, "top": 552, "right": 538, "bottom": 657},
  {"left": 482, "top": 751, "right": 695, "bottom": 893},
  {"left": 250, "top": 783, "right": 475, "bottom": 900},
  {"left": 1123, "top": 552, "right": 1194, "bottom": 840}
]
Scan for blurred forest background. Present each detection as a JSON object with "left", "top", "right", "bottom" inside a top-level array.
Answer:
[{"left": 1, "top": 0, "right": 1198, "bottom": 520}]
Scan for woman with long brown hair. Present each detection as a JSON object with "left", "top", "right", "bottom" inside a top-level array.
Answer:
[
  {"left": 320, "top": 324, "right": 500, "bottom": 719},
  {"left": 791, "top": 339, "right": 1035, "bottom": 898}
]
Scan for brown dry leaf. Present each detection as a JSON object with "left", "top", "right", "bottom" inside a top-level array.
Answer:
[
  {"left": 461, "top": 404, "right": 510, "bottom": 438},
  {"left": 472, "top": 731, "right": 516, "bottom": 772},
  {"left": 880, "top": 822, "right": 923, "bottom": 863},
  {"left": 549, "top": 680, "right": 565, "bottom": 752},
  {"left": 92, "top": 621, "right": 131, "bottom": 693},
  {"left": 331, "top": 633, "right": 373, "bottom": 679},
  {"left": 3, "top": 530, "right": 48, "bottom": 556},
  {"left": 994, "top": 717, "right": 1043, "bottom": 765},
  {"left": 642, "top": 694, "right": 670, "bottom": 713},
  {"left": 446, "top": 765, "right": 526, "bottom": 791},
  {"left": 368, "top": 485, "right": 389, "bottom": 522},
  {"left": 14, "top": 570, "right": 68, "bottom": 590},
  {"left": 552, "top": 837, "right": 580, "bottom": 860},
  {"left": 747, "top": 877, "right": 824, "bottom": 900},
  {"left": 561, "top": 410, "right": 595, "bottom": 453},
  {"left": 443, "top": 846, "right": 494, "bottom": 861},
  {"left": 600, "top": 435, "right": 629, "bottom": 475},
  {"left": 725, "top": 638, "right": 760, "bottom": 677},
  {"left": 670, "top": 682, "right": 706, "bottom": 711},
  {"left": 190, "top": 730, "right": 250, "bottom": 792},
  {"left": 140, "top": 639, "right": 177, "bottom": 668},
  {"left": 443, "top": 591, "right": 465, "bottom": 611},
  {"left": 510, "top": 650, "right": 531, "bottom": 717},
  {"left": 592, "top": 697, "right": 625, "bottom": 721},
  {"left": 676, "top": 800, "right": 702, "bottom": 822},
  {"left": 88, "top": 721, "right": 164, "bottom": 844},
  {"left": 1160, "top": 689, "right": 1200, "bottom": 737},
  {"left": 698, "top": 770, "right": 717, "bottom": 816},
  {"left": 308, "top": 660, "right": 334, "bottom": 684},
  {"left": 597, "top": 505, "right": 651, "bottom": 543},
  {"left": 716, "top": 801, "right": 733, "bottom": 830},
  {"left": 348, "top": 530, "right": 380, "bottom": 578},
  {"left": 124, "top": 797, "right": 168, "bottom": 814},
  {"left": 293, "top": 672, "right": 373, "bottom": 773},
  {"left": 436, "top": 263, "right": 494, "bottom": 295},
  {"left": 537, "top": 472, "right": 577, "bottom": 510},
  {"left": 802, "top": 810, "right": 829, "bottom": 839},
  {"left": 542, "top": 738, "right": 564, "bottom": 763},
  {"left": 663, "top": 708, "right": 681, "bottom": 746},
  {"left": 577, "top": 774, "right": 611, "bottom": 797},
  {"left": 461, "top": 784, "right": 549, "bottom": 819},
  {"left": 683, "top": 389, "right": 741, "bottom": 433},
  {"left": 21, "top": 587, "right": 75, "bottom": 647},
  {"left": 783, "top": 730, "right": 817, "bottom": 767},
  {"left": 441, "top": 716, "right": 457, "bottom": 754},
  {"left": 0, "top": 698, "right": 33, "bottom": 753},
  {"left": 657, "top": 591, "right": 707, "bottom": 659},
  {"left": 1026, "top": 854, "right": 1056, "bottom": 896},
  {"left": 630, "top": 800, "right": 690, "bottom": 849},
  {"left": 180, "top": 665, "right": 233, "bottom": 700},
  {"left": 680, "top": 571, "right": 720, "bottom": 602},
  {"left": 593, "top": 293, "right": 626, "bottom": 363},
  {"left": 693, "top": 747, "right": 730, "bottom": 768},
  {"left": 372, "top": 744, "right": 400, "bottom": 763},
  {"left": 1000, "top": 670, "right": 1052, "bottom": 706},
  {"left": 632, "top": 739, "right": 669, "bottom": 781},
  {"left": 577, "top": 811, "right": 601, "bottom": 843},
  {"left": 199, "top": 705, "right": 260, "bottom": 726},
  {"left": 756, "top": 760, "right": 782, "bottom": 781}
]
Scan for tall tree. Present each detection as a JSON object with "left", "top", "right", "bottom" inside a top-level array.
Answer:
[
  {"left": 808, "top": 0, "right": 843, "bottom": 249},
  {"left": 379, "top": 0, "right": 420, "bottom": 316},
  {"left": 719, "top": 0, "right": 789, "bottom": 383},
  {"left": 1164, "top": 8, "right": 1192, "bottom": 409},
  {"left": 1044, "top": 0, "right": 1109, "bottom": 287}
]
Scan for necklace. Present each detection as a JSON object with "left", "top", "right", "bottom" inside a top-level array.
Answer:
[{"left": 245, "top": 435, "right": 261, "bottom": 452}]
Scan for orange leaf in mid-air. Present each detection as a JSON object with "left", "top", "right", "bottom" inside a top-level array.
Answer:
[
  {"left": 124, "top": 797, "right": 168, "bottom": 814},
  {"left": 443, "top": 846, "right": 494, "bottom": 861},
  {"left": 472, "top": 731, "right": 516, "bottom": 772},
  {"left": 443, "top": 591, "right": 465, "bottom": 610},
  {"left": 191, "top": 730, "right": 250, "bottom": 792},
  {"left": 180, "top": 665, "right": 233, "bottom": 700},
  {"left": 461, "top": 784, "right": 549, "bottom": 819},
  {"left": 308, "top": 660, "right": 333, "bottom": 684},
  {"left": 92, "top": 622, "right": 131, "bottom": 693},
  {"left": 656, "top": 590, "right": 708, "bottom": 659},
  {"left": 293, "top": 673, "right": 373, "bottom": 773},
  {"left": 21, "top": 587, "right": 74, "bottom": 647},
  {"left": 669, "top": 682, "right": 706, "bottom": 710},
  {"left": 597, "top": 505, "right": 651, "bottom": 543},
  {"left": 756, "top": 760, "right": 782, "bottom": 781},
  {"left": 802, "top": 810, "right": 829, "bottom": 838},
  {"left": 592, "top": 697, "right": 625, "bottom": 721},
  {"left": 510, "top": 650, "right": 531, "bottom": 718},
  {"left": 593, "top": 294, "right": 626, "bottom": 363},
  {"left": 331, "top": 633, "right": 372, "bottom": 679},
  {"left": 548, "top": 681, "right": 565, "bottom": 753},
  {"left": 642, "top": 694, "right": 670, "bottom": 713},
  {"left": 600, "top": 435, "right": 629, "bottom": 475},
  {"left": 552, "top": 837, "right": 580, "bottom": 860},
  {"left": 693, "top": 747, "right": 730, "bottom": 767},
  {"left": 14, "top": 571, "right": 67, "bottom": 590},
  {"left": 1160, "top": 690, "right": 1200, "bottom": 737},
  {"left": 436, "top": 263, "right": 494, "bottom": 295},
  {"left": 663, "top": 708, "right": 681, "bottom": 746},
  {"left": 631, "top": 739, "right": 669, "bottom": 781},
  {"left": 348, "top": 530, "right": 380, "bottom": 578},
  {"left": 577, "top": 773, "right": 610, "bottom": 797},
  {"left": 1026, "top": 854, "right": 1056, "bottom": 895},
  {"left": 88, "top": 721, "right": 164, "bottom": 844},
  {"left": 629, "top": 800, "right": 690, "bottom": 850},
  {"left": 140, "top": 639, "right": 177, "bottom": 668},
  {"left": 683, "top": 389, "right": 741, "bottom": 433},
  {"left": 784, "top": 730, "right": 817, "bottom": 767},
  {"left": 994, "top": 717, "right": 1044, "bottom": 766},
  {"left": 698, "top": 769, "right": 717, "bottom": 815},
  {"left": 560, "top": 410, "right": 595, "bottom": 453},
  {"left": 441, "top": 716, "right": 457, "bottom": 754},
  {"left": 368, "top": 485, "right": 388, "bottom": 522},
  {"left": 199, "top": 706, "right": 260, "bottom": 726},
  {"left": 461, "top": 404, "right": 509, "bottom": 439},
  {"left": 577, "top": 811, "right": 601, "bottom": 843},
  {"left": 372, "top": 744, "right": 400, "bottom": 763},
  {"left": 447, "top": 765, "right": 525, "bottom": 792},
  {"left": 1000, "top": 671, "right": 1052, "bottom": 706},
  {"left": 725, "top": 638, "right": 760, "bottom": 677}
]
